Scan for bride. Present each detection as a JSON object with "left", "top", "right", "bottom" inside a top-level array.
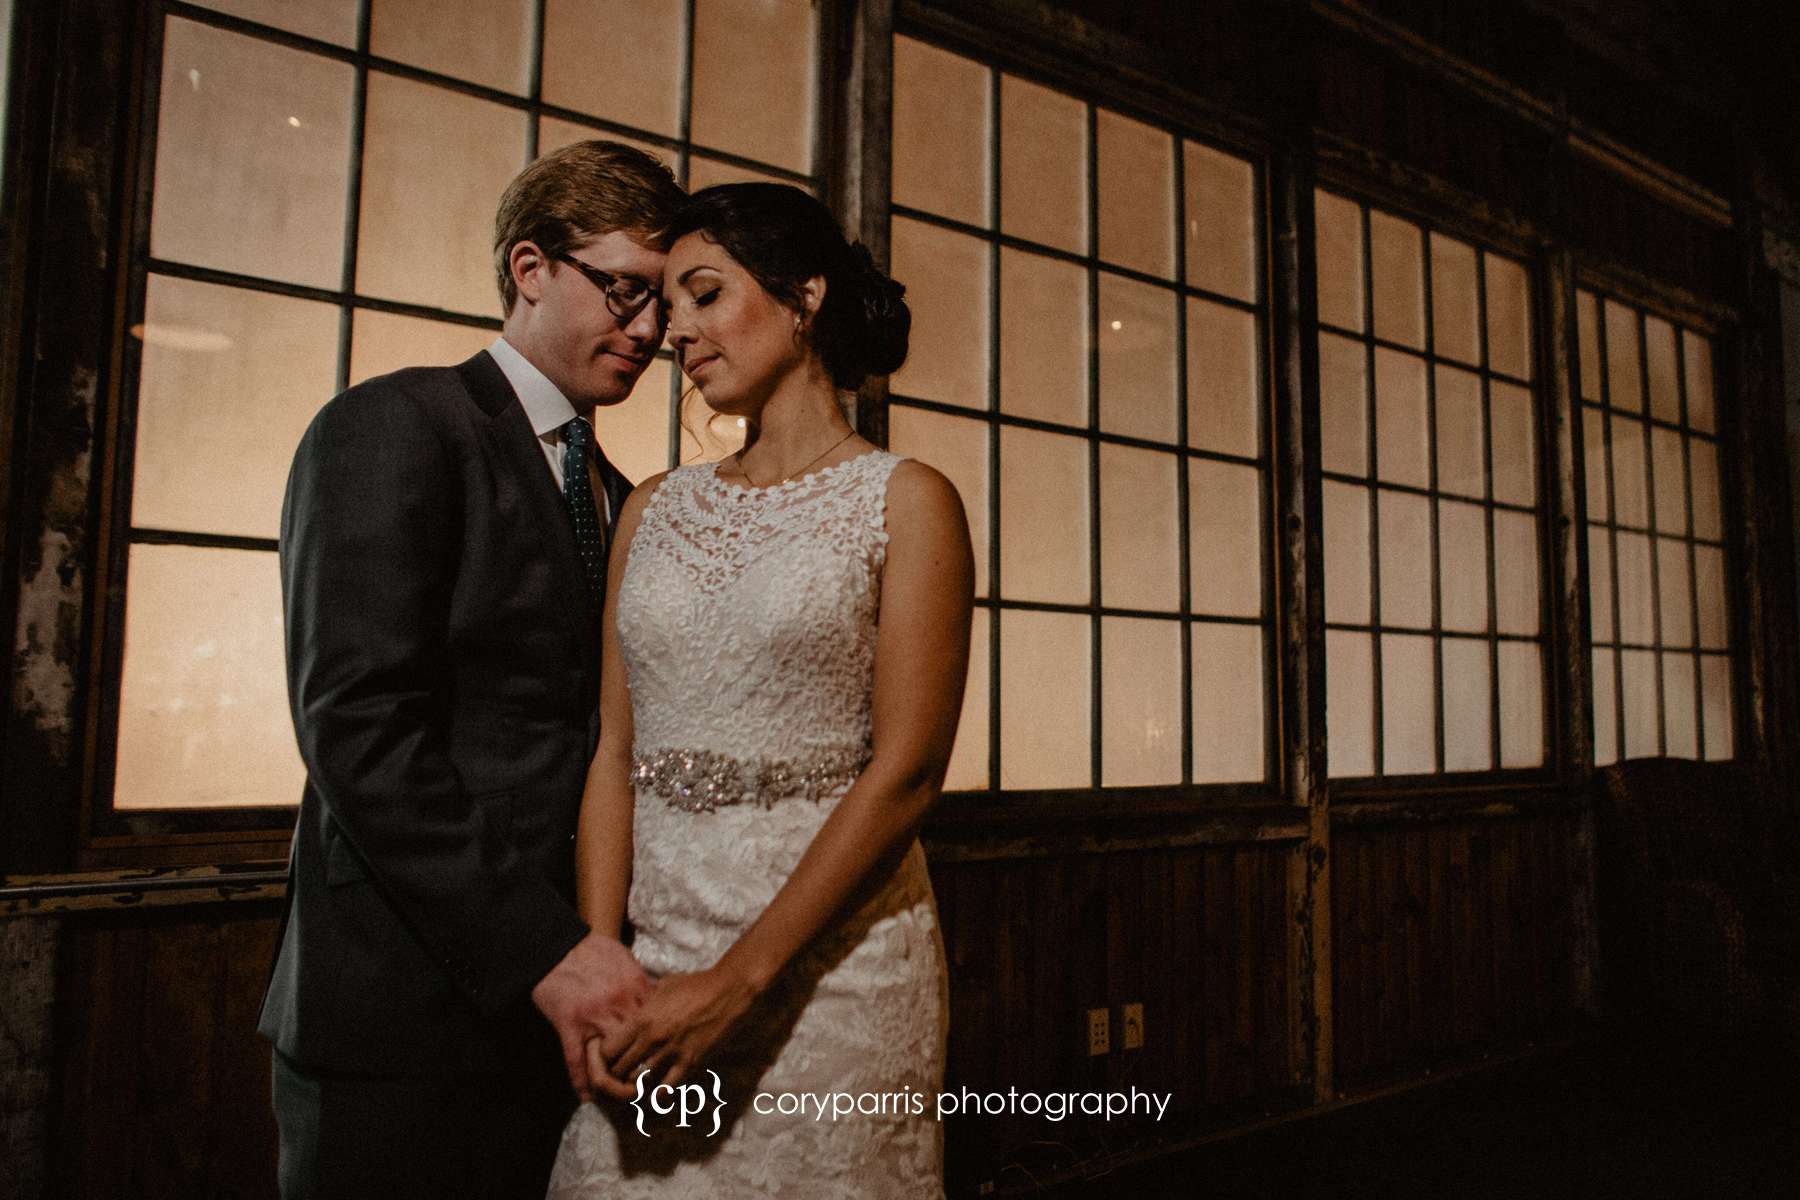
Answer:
[{"left": 546, "top": 182, "right": 973, "bottom": 1197}]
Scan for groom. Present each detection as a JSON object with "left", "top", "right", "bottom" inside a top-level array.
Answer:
[{"left": 260, "top": 141, "right": 684, "bottom": 1197}]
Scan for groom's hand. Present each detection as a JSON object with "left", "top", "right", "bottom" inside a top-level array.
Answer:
[{"left": 532, "top": 932, "right": 650, "bottom": 1102}]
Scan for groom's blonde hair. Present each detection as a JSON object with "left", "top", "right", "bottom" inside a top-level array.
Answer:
[{"left": 493, "top": 139, "right": 685, "bottom": 315}]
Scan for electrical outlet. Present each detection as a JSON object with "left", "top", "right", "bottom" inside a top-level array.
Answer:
[
  {"left": 1086, "top": 1007, "right": 1110, "bottom": 1056},
  {"left": 1122, "top": 1002, "right": 1144, "bottom": 1050}
]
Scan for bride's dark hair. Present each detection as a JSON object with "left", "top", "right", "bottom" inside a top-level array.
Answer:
[{"left": 666, "top": 183, "right": 910, "bottom": 391}]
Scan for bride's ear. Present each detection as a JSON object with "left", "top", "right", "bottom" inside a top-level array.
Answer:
[{"left": 796, "top": 275, "right": 827, "bottom": 330}]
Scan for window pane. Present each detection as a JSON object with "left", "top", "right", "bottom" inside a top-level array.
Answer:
[
  {"left": 1577, "top": 290, "right": 1601, "bottom": 402},
  {"left": 1689, "top": 438, "right": 1722, "bottom": 540},
  {"left": 152, "top": 18, "right": 353, "bottom": 289},
  {"left": 1374, "top": 348, "right": 1429, "bottom": 488},
  {"left": 1096, "top": 109, "right": 1173, "bottom": 278},
  {"left": 1489, "top": 381, "right": 1537, "bottom": 507},
  {"left": 349, "top": 311, "right": 496, "bottom": 387},
  {"left": 1615, "top": 531, "right": 1654, "bottom": 644},
  {"left": 1100, "top": 446, "right": 1179, "bottom": 611},
  {"left": 1001, "top": 249, "right": 1088, "bottom": 426},
  {"left": 1186, "top": 298, "right": 1259, "bottom": 458},
  {"left": 1369, "top": 211, "right": 1424, "bottom": 350},
  {"left": 357, "top": 73, "right": 527, "bottom": 315},
  {"left": 1650, "top": 426, "right": 1687, "bottom": 535},
  {"left": 999, "top": 427, "right": 1089, "bottom": 603},
  {"left": 1587, "top": 525, "right": 1615, "bottom": 643},
  {"left": 1193, "top": 623, "right": 1264, "bottom": 783},
  {"left": 944, "top": 614, "right": 990, "bottom": 790},
  {"left": 536, "top": 117, "right": 673, "bottom": 167},
  {"left": 1101, "top": 618, "right": 1182, "bottom": 785},
  {"left": 1097, "top": 276, "right": 1178, "bottom": 442},
  {"left": 1700, "top": 653, "right": 1733, "bottom": 760},
  {"left": 1683, "top": 330, "right": 1716, "bottom": 432},
  {"left": 371, "top": 0, "right": 532, "bottom": 94},
  {"left": 1592, "top": 647, "right": 1619, "bottom": 766},
  {"left": 1483, "top": 254, "right": 1532, "bottom": 380},
  {"left": 1000, "top": 610, "right": 1091, "bottom": 788},
  {"left": 1694, "top": 543, "right": 1727, "bottom": 650},
  {"left": 1582, "top": 406, "right": 1609, "bottom": 522},
  {"left": 889, "top": 218, "right": 989, "bottom": 408},
  {"left": 1493, "top": 509, "right": 1540, "bottom": 637},
  {"left": 114, "top": 545, "right": 300, "bottom": 808},
  {"left": 1661, "top": 652, "right": 1698, "bottom": 759},
  {"left": 889, "top": 406, "right": 991, "bottom": 598},
  {"left": 893, "top": 37, "right": 990, "bottom": 227},
  {"left": 1314, "top": 190, "right": 1365, "bottom": 332},
  {"left": 1000, "top": 74, "right": 1086, "bottom": 254},
  {"left": 1621, "top": 648, "right": 1659, "bottom": 758},
  {"left": 1437, "top": 499, "right": 1488, "bottom": 634},
  {"left": 192, "top": 0, "right": 358, "bottom": 44},
  {"left": 1429, "top": 233, "right": 1479, "bottom": 366},
  {"left": 1323, "top": 481, "right": 1371, "bottom": 625},
  {"left": 1656, "top": 538, "right": 1693, "bottom": 649},
  {"left": 1644, "top": 315, "right": 1681, "bottom": 422},
  {"left": 1378, "top": 489, "right": 1432, "bottom": 629},
  {"left": 1184, "top": 141, "right": 1256, "bottom": 303},
  {"left": 542, "top": 0, "right": 685, "bottom": 137},
  {"left": 133, "top": 277, "right": 337, "bottom": 540},
  {"left": 686, "top": 156, "right": 794, "bottom": 191},
  {"left": 1425, "top": 365, "right": 1479, "bottom": 498},
  {"left": 1382, "top": 633, "right": 1436, "bottom": 775},
  {"left": 1320, "top": 332, "right": 1368, "bottom": 476},
  {"left": 592, "top": 359, "right": 675, "bottom": 486},
  {"left": 1497, "top": 641, "right": 1544, "bottom": 768},
  {"left": 690, "top": 0, "right": 815, "bottom": 173},
  {"left": 1441, "top": 636, "right": 1492, "bottom": 772},
  {"left": 1609, "top": 414, "right": 1649, "bottom": 528},
  {"left": 1326, "top": 630, "right": 1374, "bottom": 777},
  {"left": 1604, "top": 299, "right": 1642, "bottom": 411},
  {"left": 1189, "top": 458, "right": 1263, "bottom": 619}
]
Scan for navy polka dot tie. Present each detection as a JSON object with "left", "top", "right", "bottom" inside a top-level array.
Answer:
[{"left": 559, "top": 416, "right": 607, "bottom": 606}]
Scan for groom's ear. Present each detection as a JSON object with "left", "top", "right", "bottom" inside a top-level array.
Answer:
[{"left": 510, "top": 241, "right": 550, "bottom": 307}]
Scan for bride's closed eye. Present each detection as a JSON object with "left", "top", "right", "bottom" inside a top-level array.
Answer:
[{"left": 693, "top": 288, "right": 721, "bottom": 308}]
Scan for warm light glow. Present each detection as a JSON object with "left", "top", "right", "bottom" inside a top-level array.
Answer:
[
  {"left": 1110, "top": 319, "right": 1122, "bottom": 330},
  {"left": 130, "top": 322, "right": 234, "bottom": 353},
  {"left": 287, "top": 115, "right": 302, "bottom": 127}
]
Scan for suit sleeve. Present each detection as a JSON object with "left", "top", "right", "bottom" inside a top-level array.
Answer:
[{"left": 280, "top": 384, "right": 588, "bottom": 1016}]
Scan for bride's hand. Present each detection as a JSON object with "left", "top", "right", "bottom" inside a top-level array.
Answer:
[{"left": 602, "top": 966, "right": 758, "bottom": 1088}]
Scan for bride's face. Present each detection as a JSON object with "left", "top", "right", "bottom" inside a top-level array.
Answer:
[{"left": 664, "top": 231, "right": 815, "bottom": 417}]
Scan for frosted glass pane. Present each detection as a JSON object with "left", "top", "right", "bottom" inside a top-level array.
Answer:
[
  {"left": 1694, "top": 543, "right": 1727, "bottom": 650},
  {"left": 1650, "top": 426, "right": 1687, "bottom": 535},
  {"left": 1097, "top": 276, "right": 1178, "bottom": 442},
  {"left": 1429, "top": 233, "right": 1479, "bottom": 366},
  {"left": 1644, "top": 315, "right": 1681, "bottom": 422},
  {"left": 1615, "top": 531, "right": 1654, "bottom": 644},
  {"left": 1323, "top": 481, "right": 1371, "bottom": 625},
  {"left": 1437, "top": 499, "right": 1488, "bottom": 634},
  {"left": 893, "top": 36, "right": 990, "bottom": 227},
  {"left": 1000, "top": 610, "right": 1090, "bottom": 788},
  {"left": 1326, "top": 630, "right": 1374, "bottom": 777},
  {"left": 133, "top": 277, "right": 337, "bottom": 540},
  {"left": 1592, "top": 647, "right": 1619, "bottom": 766},
  {"left": 1577, "top": 290, "right": 1602, "bottom": 402},
  {"left": 1689, "top": 438, "right": 1722, "bottom": 540},
  {"left": 1382, "top": 633, "right": 1436, "bottom": 775},
  {"left": 152, "top": 19, "right": 353, "bottom": 289},
  {"left": 542, "top": 0, "right": 684, "bottom": 137},
  {"left": 591, "top": 358, "right": 675, "bottom": 486},
  {"left": 1001, "top": 249, "right": 1088, "bottom": 426},
  {"left": 686, "top": 157, "right": 796, "bottom": 192},
  {"left": 1188, "top": 459, "right": 1263, "bottom": 618},
  {"left": 1100, "top": 446, "right": 1180, "bottom": 612},
  {"left": 1186, "top": 299, "right": 1259, "bottom": 458},
  {"left": 1314, "top": 190, "right": 1365, "bottom": 332},
  {"left": 1435, "top": 365, "right": 1483, "bottom": 497},
  {"left": 114, "top": 545, "right": 301, "bottom": 808},
  {"left": 536, "top": 118, "right": 672, "bottom": 167},
  {"left": 1493, "top": 509, "right": 1540, "bottom": 637},
  {"left": 1441, "top": 636, "right": 1492, "bottom": 772},
  {"left": 1184, "top": 141, "right": 1257, "bottom": 303},
  {"left": 1497, "top": 641, "right": 1544, "bottom": 768},
  {"left": 358, "top": 74, "right": 527, "bottom": 315},
  {"left": 1683, "top": 330, "right": 1716, "bottom": 432},
  {"left": 1490, "top": 381, "right": 1537, "bottom": 508},
  {"left": 1582, "top": 406, "right": 1609, "bottom": 522},
  {"left": 1378, "top": 490, "right": 1432, "bottom": 630},
  {"left": 1369, "top": 211, "right": 1424, "bottom": 350},
  {"left": 691, "top": 0, "right": 815, "bottom": 173},
  {"left": 1661, "top": 653, "right": 1698, "bottom": 759},
  {"left": 1193, "top": 623, "right": 1264, "bottom": 783},
  {"left": 1000, "top": 75, "right": 1086, "bottom": 254},
  {"left": 349, "top": 311, "right": 496, "bottom": 388},
  {"left": 1320, "top": 332, "right": 1368, "bottom": 476},
  {"left": 1101, "top": 618, "right": 1182, "bottom": 785},
  {"left": 1604, "top": 300, "right": 1642, "bottom": 411},
  {"left": 889, "top": 218, "right": 989, "bottom": 409},
  {"left": 999, "top": 428, "right": 1089, "bottom": 604},
  {"left": 1097, "top": 109, "right": 1174, "bottom": 277},
  {"left": 1587, "top": 524, "right": 1615, "bottom": 643},
  {"left": 1621, "top": 649, "right": 1659, "bottom": 758},
  {"left": 1656, "top": 538, "right": 1693, "bottom": 649},
  {"left": 371, "top": 0, "right": 532, "bottom": 94},
  {"left": 192, "top": 0, "right": 357, "bottom": 44},
  {"left": 1609, "top": 414, "right": 1649, "bottom": 527},
  {"left": 1374, "top": 348, "right": 1429, "bottom": 488},
  {"left": 889, "top": 406, "right": 991, "bottom": 598},
  {"left": 944, "top": 614, "right": 990, "bottom": 790},
  {"left": 1700, "top": 654, "right": 1734, "bottom": 760},
  {"left": 1484, "top": 254, "right": 1532, "bottom": 380}
]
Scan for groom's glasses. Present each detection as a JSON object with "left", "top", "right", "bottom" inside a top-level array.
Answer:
[{"left": 555, "top": 253, "right": 663, "bottom": 322}]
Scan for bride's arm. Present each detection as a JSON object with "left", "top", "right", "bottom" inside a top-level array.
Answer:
[{"left": 607, "top": 460, "right": 973, "bottom": 1085}]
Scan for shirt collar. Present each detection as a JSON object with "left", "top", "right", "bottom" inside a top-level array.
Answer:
[{"left": 488, "top": 336, "right": 579, "bottom": 440}]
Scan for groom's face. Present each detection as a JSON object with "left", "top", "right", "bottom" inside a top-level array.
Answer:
[{"left": 535, "top": 230, "right": 669, "bottom": 410}]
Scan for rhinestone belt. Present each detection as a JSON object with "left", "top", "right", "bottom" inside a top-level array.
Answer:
[{"left": 631, "top": 746, "right": 869, "bottom": 813}]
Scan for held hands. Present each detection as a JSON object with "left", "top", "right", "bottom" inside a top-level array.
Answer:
[
  {"left": 531, "top": 932, "right": 652, "bottom": 1103},
  {"left": 599, "top": 964, "right": 760, "bottom": 1089}
]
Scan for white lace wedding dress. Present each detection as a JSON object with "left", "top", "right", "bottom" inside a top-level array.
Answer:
[{"left": 546, "top": 450, "right": 948, "bottom": 1199}]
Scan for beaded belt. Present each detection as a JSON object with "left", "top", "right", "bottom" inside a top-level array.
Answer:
[{"left": 631, "top": 747, "right": 869, "bottom": 813}]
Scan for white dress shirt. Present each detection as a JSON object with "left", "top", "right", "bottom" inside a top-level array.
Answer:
[{"left": 487, "top": 336, "right": 611, "bottom": 522}]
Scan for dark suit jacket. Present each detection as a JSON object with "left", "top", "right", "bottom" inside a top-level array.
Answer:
[{"left": 259, "top": 349, "right": 633, "bottom": 1079}]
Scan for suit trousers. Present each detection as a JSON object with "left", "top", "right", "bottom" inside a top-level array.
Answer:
[{"left": 272, "top": 1049, "right": 575, "bottom": 1199}]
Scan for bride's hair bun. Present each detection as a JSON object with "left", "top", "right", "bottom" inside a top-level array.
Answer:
[{"left": 841, "top": 242, "right": 910, "bottom": 385}]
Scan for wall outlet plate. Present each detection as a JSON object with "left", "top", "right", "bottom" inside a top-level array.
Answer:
[
  {"left": 1087, "top": 1007, "right": 1110, "bottom": 1055},
  {"left": 1122, "top": 1002, "right": 1144, "bottom": 1050}
]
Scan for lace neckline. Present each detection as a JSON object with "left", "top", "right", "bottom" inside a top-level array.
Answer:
[{"left": 705, "top": 449, "right": 885, "bottom": 499}]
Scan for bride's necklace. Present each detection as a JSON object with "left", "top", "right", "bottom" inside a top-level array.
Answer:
[{"left": 732, "top": 429, "right": 856, "bottom": 489}]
